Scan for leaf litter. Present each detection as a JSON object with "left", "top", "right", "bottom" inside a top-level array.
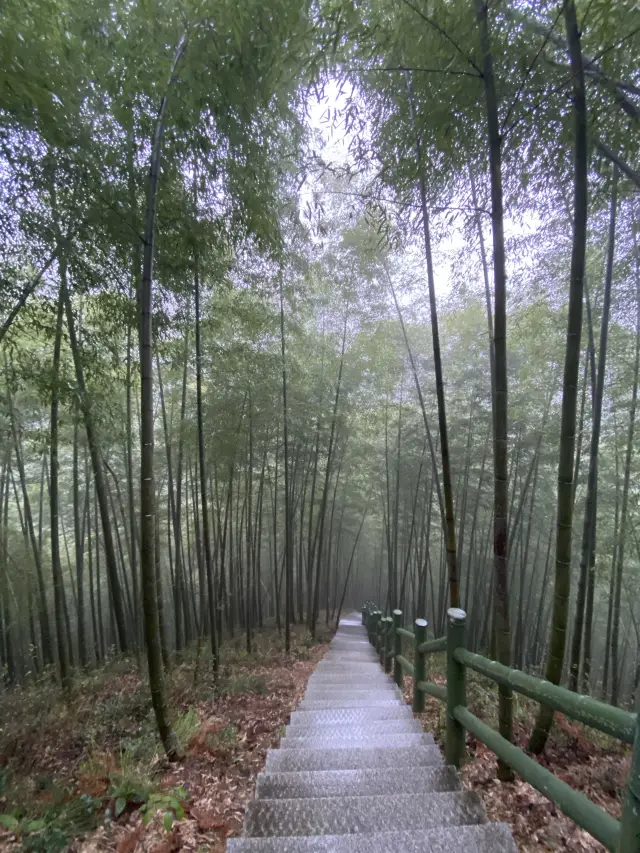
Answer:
[
  {"left": 402, "top": 672, "right": 630, "bottom": 853},
  {"left": 0, "top": 634, "right": 329, "bottom": 853}
]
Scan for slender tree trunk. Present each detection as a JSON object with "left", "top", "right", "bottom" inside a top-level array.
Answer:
[
  {"left": 531, "top": 0, "right": 588, "bottom": 752},
  {"left": 406, "top": 75, "right": 459, "bottom": 608},
  {"left": 569, "top": 168, "right": 617, "bottom": 692},
  {"left": 125, "top": 290, "right": 140, "bottom": 647},
  {"left": 49, "top": 279, "right": 71, "bottom": 692},
  {"left": 192, "top": 176, "right": 219, "bottom": 671},
  {"left": 62, "top": 292, "right": 129, "bottom": 653},
  {"left": 475, "top": 0, "right": 512, "bottom": 774},
  {"left": 0, "top": 458, "right": 15, "bottom": 685},
  {"left": 279, "top": 275, "right": 293, "bottom": 652},
  {"left": 138, "top": 34, "right": 187, "bottom": 760},
  {"left": 73, "top": 417, "right": 87, "bottom": 667},
  {"left": 602, "top": 430, "right": 620, "bottom": 699},
  {"left": 5, "top": 361, "right": 53, "bottom": 666},
  {"left": 335, "top": 503, "right": 369, "bottom": 628},
  {"left": 311, "top": 308, "right": 348, "bottom": 638},
  {"left": 611, "top": 225, "right": 640, "bottom": 707}
]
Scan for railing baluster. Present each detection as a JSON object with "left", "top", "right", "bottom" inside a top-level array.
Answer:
[
  {"left": 373, "top": 611, "right": 382, "bottom": 657},
  {"left": 445, "top": 607, "right": 467, "bottom": 768},
  {"left": 393, "top": 609, "right": 403, "bottom": 690},
  {"left": 620, "top": 693, "right": 640, "bottom": 853},
  {"left": 413, "top": 618, "right": 428, "bottom": 713},
  {"left": 384, "top": 616, "right": 393, "bottom": 674}
]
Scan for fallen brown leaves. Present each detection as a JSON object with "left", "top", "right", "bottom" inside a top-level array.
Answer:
[
  {"left": 403, "top": 676, "right": 630, "bottom": 853},
  {"left": 84, "top": 646, "right": 328, "bottom": 853},
  {"left": 0, "top": 629, "right": 329, "bottom": 853}
]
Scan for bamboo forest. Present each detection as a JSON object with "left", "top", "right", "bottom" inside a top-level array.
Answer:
[{"left": 0, "top": 0, "right": 639, "bottom": 851}]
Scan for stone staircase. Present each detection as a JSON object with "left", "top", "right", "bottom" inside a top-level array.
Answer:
[{"left": 227, "top": 615, "right": 517, "bottom": 852}]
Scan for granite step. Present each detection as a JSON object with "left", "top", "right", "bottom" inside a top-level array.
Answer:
[
  {"left": 319, "top": 656, "right": 379, "bottom": 662},
  {"left": 279, "top": 733, "right": 434, "bottom": 750},
  {"left": 285, "top": 718, "right": 422, "bottom": 734},
  {"left": 306, "top": 672, "right": 391, "bottom": 681},
  {"left": 228, "top": 824, "right": 517, "bottom": 853},
  {"left": 265, "top": 745, "right": 443, "bottom": 772},
  {"left": 309, "top": 666, "right": 389, "bottom": 673},
  {"left": 288, "top": 706, "right": 413, "bottom": 725},
  {"left": 243, "top": 792, "right": 486, "bottom": 837},
  {"left": 297, "top": 698, "right": 403, "bottom": 709},
  {"left": 226, "top": 615, "right": 516, "bottom": 853},
  {"left": 256, "top": 766, "right": 459, "bottom": 799},
  {"left": 305, "top": 679, "right": 397, "bottom": 688},
  {"left": 303, "top": 689, "right": 401, "bottom": 700},
  {"left": 305, "top": 682, "right": 395, "bottom": 689}
]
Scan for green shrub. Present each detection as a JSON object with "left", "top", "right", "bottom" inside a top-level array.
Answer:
[{"left": 173, "top": 707, "right": 201, "bottom": 748}]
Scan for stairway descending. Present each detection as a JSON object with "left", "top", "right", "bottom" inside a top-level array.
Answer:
[{"left": 227, "top": 615, "right": 517, "bottom": 852}]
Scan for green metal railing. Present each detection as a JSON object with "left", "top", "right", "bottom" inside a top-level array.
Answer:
[{"left": 362, "top": 603, "right": 640, "bottom": 853}]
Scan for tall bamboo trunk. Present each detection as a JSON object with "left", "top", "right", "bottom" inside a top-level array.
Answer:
[
  {"left": 50, "top": 276, "right": 71, "bottom": 692},
  {"left": 530, "top": 0, "right": 588, "bottom": 752},
  {"left": 611, "top": 220, "right": 640, "bottom": 706},
  {"left": 62, "top": 292, "right": 129, "bottom": 653},
  {"left": 311, "top": 308, "right": 347, "bottom": 638},
  {"left": 569, "top": 168, "right": 617, "bottom": 692},
  {"left": 475, "top": 0, "right": 512, "bottom": 774},
  {"left": 138, "top": 34, "right": 187, "bottom": 760},
  {"left": 5, "top": 360, "right": 53, "bottom": 665},
  {"left": 406, "top": 75, "right": 459, "bottom": 608},
  {"left": 279, "top": 275, "right": 293, "bottom": 652}
]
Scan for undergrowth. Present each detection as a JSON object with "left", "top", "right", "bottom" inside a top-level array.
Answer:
[{"left": 0, "top": 621, "right": 332, "bottom": 851}]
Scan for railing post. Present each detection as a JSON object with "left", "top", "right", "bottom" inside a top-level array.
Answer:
[
  {"left": 445, "top": 607, "right": 467, "bottom": 768},
  {"left": 373, "top": 611, "right": 382, "bottom": 655},
  {"left": 413, "top": 618, "right": 428, "bottom": 712},
  {"left": 384, "top": 617, "right": 393, "bottom": 674},
  {"left": 393, "top": 609, "right": 403, "bottom": 689},
  {"left": 620, "top": 690, "right": 640, "bottom": 853},
  {"left": 379, "top": 617, "right": 386, "bottom": 666}
]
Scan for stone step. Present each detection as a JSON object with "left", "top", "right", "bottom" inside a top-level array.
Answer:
[
  {"left": 316, "top": 649, "right": 380, "bottom": 671},
  {"left": 256, "top": 766, "right": 459, "bottom": 799},
  {"left": 303, "top": 689, "right": 401, "bottom": 700},
  {"left": 228, "top": 824, "right": 516, "bottom": 853},
  {"left": 310, "top": 666, "right": 389, "bottom": 672},
  {"left": 305, "top": 680, "right": 398, "bottom": 689},
  {"left": 319, "top": 656, "right": 379, "bottom": 662},
  {"left": 243, "top": 792, "right": 486, "bottom": 837},
  {"left": 307, "top": 672, "right": 392, "bottom": 681},
  {"left": 305, "top": 683, "right": 396, "bottom": 690},
  {"left": 305, "top": 684, "right": 397, "bottom": 691},
  {"left": 265, "top": 745, "right": 443, "bottom": 772},
  {"left": 279, "top": 733, "right": 434, "bottom": 750},
  {"left": 226, "top": 616, "right": 516, "bottom": 853},
  {"left": 289, "top": 707, "right": 413, "bottom": 725},
  {"left": 286, "top": 718, "right": 422, "bottom": 735},
  {"left": 297, "top": 698, "right": 403, "bottom": 709}
]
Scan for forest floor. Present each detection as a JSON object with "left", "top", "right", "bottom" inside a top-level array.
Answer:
[
  {"left": 401, "top": 655, "right": 631, "bottom": 853},
  {"left": 0, "top": 629, "right": 631, "bottom": 853},
  {"left": 0, "top": 622, "right": 332, "bottom": 853}
]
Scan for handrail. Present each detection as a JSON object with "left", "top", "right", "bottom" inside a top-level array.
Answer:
[
  {"left": 396, "top": 654, "right": 414, "bottom": 676},
  {"left": 456, "top": 648, "right": 636, "bottom": 744},
  {"left": 362, "top": 603, "right": 640, "bottom": 853},
  {"left": 454, "top": 706, "right": 621, "bottom": 852},
  {"left": 418, "top": 636, "right": 447, "bottom": 654},
  {"left": 396, "top": 627, "right": 415, "bottom": 641},
  {"left": 417, "top": 680, "right": 447, "bottom": 702}
]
